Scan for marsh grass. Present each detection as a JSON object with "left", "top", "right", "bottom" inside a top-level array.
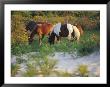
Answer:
[
  {"left": 23, "top": 64, "right": 37, "bottom": 77},
  {"left": 11, "top": 30, "right": 100, "bottom": 77},
  {"left": 77, "top": 64, "right": 89, "bottom": 77},
  {"left": 72, "top": 64, "right": 89, "bottom": 77},
  {"left": 11, "top": 64, "right": 20, "bottom": 76},
  {"left": 22, "top": 56, "right": 57, "bottom": 77},
  {"left": 22, "top": 56, "right": 73, "bottom": 77},
  {"left": 37, "top": 57, "right": 57, "bottom": 76},
  {"left": 11, "top": 30, "right": 100, "bottom": 56}
]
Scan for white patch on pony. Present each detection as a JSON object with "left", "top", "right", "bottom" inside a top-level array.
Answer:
[
  {"left": 67, "top": 24, "right": 74, "bottom": 40},
  {"left": 72, "top": 25, "right": 80, "bottom": 41},
  {"left": 37, "top": 24, "right": 42, "bottom": 27},
  {"left": 53, "top": 23, "right": 61, "bottom": 36}
]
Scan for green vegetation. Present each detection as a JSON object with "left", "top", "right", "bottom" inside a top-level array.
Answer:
[
  {"left": 23, "top": 64, "right": 38, "bottom": 77},
  {"left": 22, "top": 57, "right": 57, "bottom": 77},
  {"left": 36, "top": 57, "right": 57, "bottom": 76},
  {"left": 11, "top": 11, "right": 100, "bottom": 77},
  {"left": 11, "top": 64, "right": 20, "bottom": 76},
  {"left": 77, "top": 64, "right": 89, "bottom": 77},
  {"left": 11, "top": 11, "right": 100, "bottom": 56},
  {"left": 11, "top": 30, "right": 100, "bottom": 56},
  {"left": 72, "top": 64, "right": 89, "bottom": 77}
]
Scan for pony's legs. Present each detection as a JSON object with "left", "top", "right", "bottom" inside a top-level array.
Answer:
[
  {"left": 38, "top": 34, "right": 42, "bottom": 46},
  {"left": 56, "top": 36, "right": 61, "bottom": 43}
]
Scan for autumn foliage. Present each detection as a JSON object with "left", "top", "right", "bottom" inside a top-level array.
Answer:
[{"left": 11, "top": 15, "right": 28, "bottom": 45}]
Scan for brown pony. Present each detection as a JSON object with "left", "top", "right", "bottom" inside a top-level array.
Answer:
[{"left": 27, "top": 21, "right": 53, "bottom": 46}]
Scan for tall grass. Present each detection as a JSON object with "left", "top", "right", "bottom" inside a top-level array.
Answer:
[
  {"left": 22, "top": 56, "right": 57, "bottom": 77},
  {"left": 11, "top": 29, "right": 100, "bottom": 56},
  {"left": 23, "top": 64, "right": 38, "bottom": 77},
  {"left": 11, "top": 64, "right": 20, "bottom": 76}
]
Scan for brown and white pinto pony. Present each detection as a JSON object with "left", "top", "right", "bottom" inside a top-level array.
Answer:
[
  {"left": 25, "top": 21, "right": 53, "bottom": 46},
  {"left": 74, "top": 23, "right": 84, "bottom": 35},
  {"left": 48, "top": 23, "right": 80, "bottom": 45}
]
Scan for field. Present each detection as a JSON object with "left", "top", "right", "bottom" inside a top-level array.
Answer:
[{"left": 11, "top": 11, "right": 100, "bottom": 77}]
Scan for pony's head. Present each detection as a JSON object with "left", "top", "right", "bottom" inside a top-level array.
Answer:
[
  {"left": 48, "top": 32, "right": 55, "bottom": 45},
  {"left": 25, "top": 20, "right": 36, "bottom": 32},
  {"left": 25, "top": 21, "right": 37, "bottom": 45},
  {"left": 27, "top": 29, "right": 37, "bottom": 45}
]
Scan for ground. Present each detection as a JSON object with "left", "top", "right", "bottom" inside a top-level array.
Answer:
[{"left": 11, "top": 51, "right": 100, "bottom": 77}]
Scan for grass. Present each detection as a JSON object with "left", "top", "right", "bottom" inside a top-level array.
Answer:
[
  {"left": 77, "top": 30, "right": 100, "bottom": 56},
  {"left": 22, "top": 56, "right": 57, "bottom": 77},
  {"left": 23, "top": 64, "right": 37, "bottom": 77},
  {"left": 11, "top": 29, "right": 100, "bottom": 77},
  {"left": 37, "top": 57, "right": 57, "bottom": 76},
  {"left": 11, "top": 29, "right": 100, "bottom": 56},
  {"left": 72, "top": 64, "right": 89, "bottom": 77},
  {"left": 22, "top": 56, "right": 73, "bottom": 77},
  {"left": 11, "top": 64, "right": 20, "bottom": 76},
  {"left": 77, "top": 64, "right": 89, "bottom": 77}
]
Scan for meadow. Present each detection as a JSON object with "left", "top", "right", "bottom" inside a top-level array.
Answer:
[{"left": 11, "top": 11, "right": 100, "bottom": 77}]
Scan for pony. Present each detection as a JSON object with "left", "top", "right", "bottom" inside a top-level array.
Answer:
[
  {"left": 74, "top": 23, "right": 84, "bottom": 35},
  {"left": 72, "top": 25, "right": 80, "bottom": 41},
  {"left": 25, "top": 21, "right": 53, "bottom": 46},
  {"left": 48, "top": 23, "right": 80, "bottom": 45}
]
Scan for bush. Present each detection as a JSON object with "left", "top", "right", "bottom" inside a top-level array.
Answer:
[
  {"left": 76, "top": 16, "right": 100, "bottom": 30},
  {"left": 73, "top": 64, "right": 89, "bottom": 77},
  {"left": 11, "top": 14, "right": 28, "bottom": 45},
  {"left": 11, "top": 25, "right": 28, "bottom": 45}
]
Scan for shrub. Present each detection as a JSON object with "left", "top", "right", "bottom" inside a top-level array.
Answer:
[
  {"left": 11, "top": 25, "right": 28, "bottom": 45},
  {"left": 11, "top": 14, "right": 28, "bottom": 45},
  {"left": 78, "top": 65, "right": 89, "bottom": 76},
  {"left": 76, "top": 16, "right": 100, "bottom": 30},
  {"left": 73, "top": 64, "right": 89, "bottom": 77}
]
